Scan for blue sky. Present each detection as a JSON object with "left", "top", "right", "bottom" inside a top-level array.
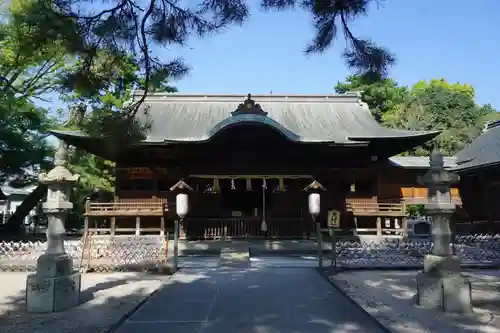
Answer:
[
  {"left": 158, "top": 0, "right": 499, "bottom": 109},
  {"left": 41, "top": 0, "right": 499, "bottom": 113}
]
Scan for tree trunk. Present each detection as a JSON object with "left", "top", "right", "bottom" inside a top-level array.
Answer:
[{"left": 5, "top": 184, "right": 47, "bottom": 234}]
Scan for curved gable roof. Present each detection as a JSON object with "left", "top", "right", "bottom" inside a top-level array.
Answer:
[
  {"left": 208, "top": 114, "right": 302, "bottom": 142},
  {"left": 134, "top": 93, "right": 438, "bottom": 144}
]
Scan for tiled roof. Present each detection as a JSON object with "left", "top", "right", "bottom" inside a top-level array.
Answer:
[
  {"left": 129, "top": 93, "right": 439, "bottom": 143},
  {"left": 454, "top": 122, "right": 500, "bottom": 172},
  {"left": 389, "top": 156, "right": 457, "bottom": 169}
]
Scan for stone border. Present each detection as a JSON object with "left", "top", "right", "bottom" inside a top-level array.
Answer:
[
  {"left": 323, "top": 270, "right": 500, "bottom": 333},
  {"left": 105, "top": 269, "right": 180, "bottom": 333},
  {"left": 316, "top": 269, "right": 394, "bottom": 333}
]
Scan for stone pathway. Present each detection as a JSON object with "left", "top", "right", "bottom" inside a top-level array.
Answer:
[
  {"left": 114, "top": 267, "right": 388, "bottom": 333},
  {"left": 329, "top": 270, "right": 500, "bottom": 333}
]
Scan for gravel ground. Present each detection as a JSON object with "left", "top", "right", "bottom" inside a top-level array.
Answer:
[
  {"left": 0, "top": 272, "right": 169, "bottom": 333},
  {"left": 329, "top": 270, "right": 500, "bottom": 333}
]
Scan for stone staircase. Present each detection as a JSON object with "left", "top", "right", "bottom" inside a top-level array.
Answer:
[{"left": 219, "top": 244, "right": 250, "bottom": 268}]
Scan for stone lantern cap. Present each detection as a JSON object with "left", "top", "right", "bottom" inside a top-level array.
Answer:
[{"left": 39, "top": 166, "right": 80, "bottom": 185}]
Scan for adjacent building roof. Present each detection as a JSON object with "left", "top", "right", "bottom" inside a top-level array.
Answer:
[
  {"left": 1, "top": 185, "right": 37, "bottom": 196},
  {"left": 389, "top": 156, "right": 457, "bottom": 169},
  {"left": 454, "top": 121, "right": 500, "bottom": 172}
]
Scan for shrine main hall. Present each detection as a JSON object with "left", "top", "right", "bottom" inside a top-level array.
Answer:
[{"left": 51, "top": 92, "right": 461, "bottom": 239}]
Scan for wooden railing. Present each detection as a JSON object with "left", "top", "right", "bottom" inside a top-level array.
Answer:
[
  {"left": 184, "top": 217, "right": 306, "bottom": 239},
  {"left": 346, "top": 200, "right": 405, "bottom": 217},
  {"left": 401, "top": 187, "right": 461, "bottom": 203},
  {"left": 85, "top": 198, "right": 167, "bottom": 216}
]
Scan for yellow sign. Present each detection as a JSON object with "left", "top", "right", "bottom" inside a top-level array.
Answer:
[{"left": 328, "top": 210, "right": 341, "bottom": 228}]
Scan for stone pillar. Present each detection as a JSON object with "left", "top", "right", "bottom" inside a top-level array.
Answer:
[
  {"left": 414, "top": 147, "right": 472, "bottom": 313},
  {"left": 26, "top": 139, "right": 81, "bottom": 313}
]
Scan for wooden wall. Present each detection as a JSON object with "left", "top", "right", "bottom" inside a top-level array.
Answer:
[{"left": 113, "top": 164, "right": 460, "bottom": 207}]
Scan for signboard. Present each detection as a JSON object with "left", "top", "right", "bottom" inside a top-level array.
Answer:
[{"left": 327, "top": 210, "right": 341, "bottom": 228}]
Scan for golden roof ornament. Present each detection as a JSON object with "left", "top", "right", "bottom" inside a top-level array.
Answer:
[{"left": 231, "top": 93, "right": 268, "bottom": 116}]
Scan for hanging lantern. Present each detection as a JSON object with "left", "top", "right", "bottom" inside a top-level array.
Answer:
[
  {"left": 170, "top": 180, "right": 194, "bottom": 220},
  {"left": 246, "top": 178, "right": 252, "bottom": 191},
  {"left": 308, "top": 192, "right": 320, "bottom": 218},
  {"left": 176, "top": 193, "right": 189, "bottom": 219},
  {"left": 303, "top": 180, "right": 326, "bottom": 219}
]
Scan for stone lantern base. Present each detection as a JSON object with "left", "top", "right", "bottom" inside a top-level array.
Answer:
[
  {"left": 26, "top": 254, "right": 81, "bottom": 313},
  {"left": 414, "top": 254, "right": 472, "bottom": 313}
]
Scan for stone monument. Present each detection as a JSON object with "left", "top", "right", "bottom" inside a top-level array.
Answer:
[
  {"left": 26, "top": 139, "right": 81, "bottom": 313},
  {"left": 414, "top": 147, "right": 472, "bottom": 313}
]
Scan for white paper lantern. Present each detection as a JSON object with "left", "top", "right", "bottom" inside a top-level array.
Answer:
[
  {"left": 308, "top": 192, "right": 320, "bottom": 217},
  {"left": 176, "top": 193, "right": 189, "bottom": 219}
]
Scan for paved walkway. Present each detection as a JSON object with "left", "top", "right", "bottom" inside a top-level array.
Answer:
[{"left": 114, "top": 267, "right": 387, "bottom": 333}]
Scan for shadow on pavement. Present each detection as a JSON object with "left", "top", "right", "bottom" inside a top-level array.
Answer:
[{"left": 328, "top": 269, "right": 500, "bottom": 333}]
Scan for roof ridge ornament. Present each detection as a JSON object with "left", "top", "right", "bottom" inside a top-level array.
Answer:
[{"left": 231, "top": 93, "right": 268, "bottom": 116}]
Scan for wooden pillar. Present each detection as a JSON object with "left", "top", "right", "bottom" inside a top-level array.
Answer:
[
  {"left": 160, "top": 216, "right": 165, "bottom": 236},
  {"left": 179, "top": 221, "right": 186, "bottom": 239},
  {"left": 353, "top": 216, "right": 358, "bottom": 236},
  {"left": 401, "top": 216, "right": 408, "bottom": 237},
  {"left": 110, "top": 217, "right": 116, "bottom": 236},
  {"left": 376, "top": 217, "right": 382, "bottom": 236},
  {"left": 135, "top": 216, "right": 140, "bottom": 236},
  {"left": 481, "top": 173, "right": 494, "bottom": 233}
]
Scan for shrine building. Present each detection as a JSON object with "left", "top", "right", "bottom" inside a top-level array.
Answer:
[{"left": 50, "top": 92, "right": 462, "bottom": 239}]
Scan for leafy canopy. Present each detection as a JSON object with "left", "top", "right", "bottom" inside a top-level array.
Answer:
[
  {"left": 334, "top": 75, "right": 408, "bottom": 121},
  {"left": 335, "top": 75, "right": 500, "bottom": 157},
  {"left": 19, "top": 0, "right": 393, "bottom": 109},
  {"left": 0, "top": 1, "right": 69, "bottom": 184}
]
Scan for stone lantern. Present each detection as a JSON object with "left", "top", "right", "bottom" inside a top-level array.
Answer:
[
  {"left": 170, "top": 180, "right": 193, "bottom": 271},
  {"left": 26, "top": 140, "right": 81, "bottom": 313},
  {"left": 414, "top": 147, "right": 472, "bottom": 313}
]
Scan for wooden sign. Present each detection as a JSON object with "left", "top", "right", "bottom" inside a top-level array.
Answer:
[{"left": 327, "top": 210, "right": 341, "bottom": 228}]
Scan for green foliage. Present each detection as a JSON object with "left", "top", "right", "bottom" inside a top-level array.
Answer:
[
  {"left": 0, "top": 1, "right": 68, "bottom": 184},
  {"left": 384, "top": 80, "right": 493, "bottom": 156},
  {"left": 57, "top": 53, "right": 177, "bottom": 229},
  {"left": 406, "top": 204, "right": 425, "bottom": 218},
  {"left": 66, "top": 150, "right": 115, "bottom": 230},
  {"left": 1, "top": 0, "right": 176, "bottom": 231},
  {"left": 335, "top": 75, "right": 498, "bottom": 157},
  {"left": 0, "top": 95, "right": 54, "bottom": 184},
  {"left": 334, "top": 75, "right": 408, "bottom": 121},
  {"left": 410, "top": 79, "right": 475, "bottom": 100}
]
